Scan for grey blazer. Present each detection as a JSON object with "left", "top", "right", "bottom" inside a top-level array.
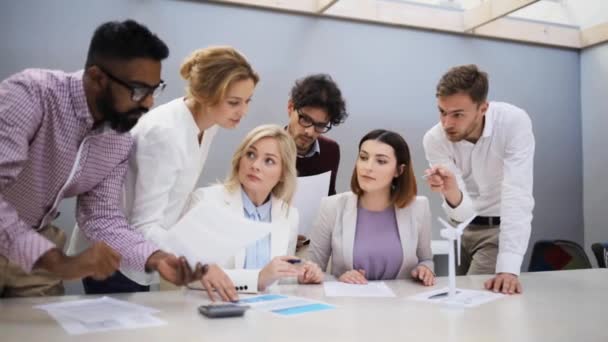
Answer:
[{"left": 306, "top": 192, "right": 433, "bottom": 279}]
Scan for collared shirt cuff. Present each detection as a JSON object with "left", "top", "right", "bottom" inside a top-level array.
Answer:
[
  {"left": 442, "top": 193, "right": 474, "bottom": 222},
  {"left": 496, "top": 252, "right": 523, "bottom": 275},
  {"left": 121, "top": 241, "right": 159, "bottom": 273},
  {"left": 13, "top": 228, "right": 56, "bottom": 273},
  {"left": 120, "top": 268, "right": 160, "bottom": 286}
]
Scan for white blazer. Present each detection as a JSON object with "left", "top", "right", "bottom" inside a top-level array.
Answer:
[
  {"left": 67, "top": 97, "right": 218, "bottom": 284},
  {"left": 306, "top": 192, "right": 433, "bottom": 279},
  {"left": 185, "top": 184, "right": 299, "bottom": 293}
]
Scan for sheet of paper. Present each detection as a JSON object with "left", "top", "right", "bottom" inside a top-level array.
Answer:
[
  {"left": 36, "top": 296, "right": 158, "bottom": 324},
  {"left": 45, "top": 311, "right": 166, "bottom": 335},
  {"left": 323, "top": 281, "right": 396, "bottom": 297},
  {"left": 161, "top": 201, "right": 273, "bottom": 268},
  {"left": 36, "top": 297, "right": 166, "bottom": 335},
  {"left": 236, "top": 294, "right": 334, "bottom": 316},
  {"left": 292, "top": 171, "right": 331, "bottom": 236},
  {"left": 409, "top": 287, "right": 505, "bottom": 308}
]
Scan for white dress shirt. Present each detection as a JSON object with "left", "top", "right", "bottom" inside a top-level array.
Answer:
[
  {"left": 423, "top": 101, "right": 535, "bottom": 275},
  {"left": 67, "top": 97, "right": 218, "bottom": 284}
]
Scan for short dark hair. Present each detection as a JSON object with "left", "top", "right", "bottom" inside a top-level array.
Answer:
[
  {"left": 350, "top": 129, "right": 417, "bottom": 208},
  {"left": 436, "top": 64, "right": 488, "bottom": 104},
  {"left": 85, "top": 19, "right": 169, "bottom": 67},
  {"left": 290, "top": 74, "right": 348, "bottom": 126}
]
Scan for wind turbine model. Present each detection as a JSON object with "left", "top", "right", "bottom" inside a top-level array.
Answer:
[{"left": 438, "top": 214, "right": 478, "bottom": 301}]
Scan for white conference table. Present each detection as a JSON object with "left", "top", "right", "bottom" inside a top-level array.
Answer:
[{"left": 1, "top": 269, "right": 606, "bottom": 342}]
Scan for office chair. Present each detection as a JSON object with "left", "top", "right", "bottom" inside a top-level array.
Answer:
[
  {"left": 528, "top": 240, "right": 592, "bottom": 272},
  {"left": 591, "top": 243, "right": 608, "bottom": 268}
]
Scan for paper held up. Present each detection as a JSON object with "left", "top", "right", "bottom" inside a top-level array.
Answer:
[
  {"left": 292, "top": 171, "right": 331, "bottom": 236},
  {"left": 161, "top": 201, "right": 273, "bottom": 269}
]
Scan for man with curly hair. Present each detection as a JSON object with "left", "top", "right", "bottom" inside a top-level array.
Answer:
[{"left": 285, "top": 74, "right": 348, "bottom": 252}]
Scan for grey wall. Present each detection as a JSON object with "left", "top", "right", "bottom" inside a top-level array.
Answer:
[
  {"left": 0, "top": 0, "right": 584, "bottom": 287},
  {"left": 581, "top": 44, "right": 608, "bottom": 266}
]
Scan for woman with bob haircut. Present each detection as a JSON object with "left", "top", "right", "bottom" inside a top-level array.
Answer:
[
  {"left": 68, "top": 46, "right": 259, "bottom": 300},
  {"left": 184, "top": 124, "right": 323, "bottom": 295},
  {"left": 307, "top": 129, "right": 435, "bottom": 285}
]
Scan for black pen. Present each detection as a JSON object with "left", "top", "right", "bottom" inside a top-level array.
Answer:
[{"left": 428, "top": 290, "right": 459, "bottom": 299}]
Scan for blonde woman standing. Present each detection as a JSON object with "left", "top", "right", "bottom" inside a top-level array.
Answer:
[{"left": 68, "top": 46, "right": 258, "bottom": 300}]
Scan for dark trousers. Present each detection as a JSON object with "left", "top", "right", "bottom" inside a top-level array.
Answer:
[{"left": 82, "top": 270, "right": 150, "bottom": 294}]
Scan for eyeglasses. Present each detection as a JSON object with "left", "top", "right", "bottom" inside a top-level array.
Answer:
[
  {"left": 296, "top": 109, "right": 332, "bottom": 133},
  {"left": 97, "top": 65, "right": 166, "bottom": 102}
]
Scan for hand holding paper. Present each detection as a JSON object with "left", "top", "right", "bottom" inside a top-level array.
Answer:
[
  {"left": 292, "top": 172, "right": 331, "bottom": 236},
  {"left": 161, "top": 201, "right": 273, "bottom": 269}
]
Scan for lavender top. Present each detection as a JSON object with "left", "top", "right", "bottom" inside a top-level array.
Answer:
[{"left": 353, "top": 205, "right": 403, "bottom": 280}]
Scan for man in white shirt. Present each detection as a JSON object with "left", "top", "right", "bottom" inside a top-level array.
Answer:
[{"left": 423, "top": 64, "right": 534, "bottom": 295}]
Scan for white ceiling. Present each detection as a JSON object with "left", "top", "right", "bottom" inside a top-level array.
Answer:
[
  {"left": 206, "top": 0, "right": 608, "bottom": 49},
  {"left": 390, "top": 0, "right": 608, "bottom": 28}
]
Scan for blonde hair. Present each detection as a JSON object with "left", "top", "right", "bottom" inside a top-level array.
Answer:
[
  {"left": 179, "top": 46, "right": 259, "bottom": 105},
  {"left": 224, "top": 124, "right": 297, "bottom": 204}
]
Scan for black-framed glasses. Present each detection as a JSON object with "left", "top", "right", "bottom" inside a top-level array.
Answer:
[
  {"left": 97, "top": 65, "right": 166, "bottom": 102},
  {"left": 296, "top": 109, "right": 332, "bottom": 133}
]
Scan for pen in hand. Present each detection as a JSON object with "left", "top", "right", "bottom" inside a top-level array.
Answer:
[{"left": 422, "top": 169, "right": 439, "bottom": 180}]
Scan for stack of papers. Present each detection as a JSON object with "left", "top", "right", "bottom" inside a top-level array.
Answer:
[
  {"left": 36, "top": 297, "right": 166, "bottom": 335},
  {"left": 237, "top": 294, "right": 334, "bottom": 316},
  {"left": 323, "top": 281, "right": 396, "bottom": 297}
]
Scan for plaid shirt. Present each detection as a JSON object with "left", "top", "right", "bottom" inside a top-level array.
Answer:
[{"left": 0, "top": 69, "right": 157, "bottom": 273}]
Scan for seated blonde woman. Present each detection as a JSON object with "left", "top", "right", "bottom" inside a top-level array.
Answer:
[
  {"left": 185, "top": 124, "right": 323, "bottom": 295},
  {"left": 307, "top": 129, "right": 435, "bottom": 285}
]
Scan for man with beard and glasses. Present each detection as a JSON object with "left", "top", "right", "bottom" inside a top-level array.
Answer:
[
  {"left": 284, "top": 74, "right": 348, "bottom": 255},
  {"left": 423, "top": 64, "right": 535, "bottom": 295},
  {"left": 0, "top": 20, "right": 204, "bottom": 297}
]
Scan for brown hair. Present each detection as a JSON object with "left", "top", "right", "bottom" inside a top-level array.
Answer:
[
  {"left": 179, "top": 46, "right": 259, "bottom": 105},
  {"left": 436, "top": 64, "right": 488, "bottom": 104},
  {"left": 350, "top": 129, "right": 417, "bottom": 208}
]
